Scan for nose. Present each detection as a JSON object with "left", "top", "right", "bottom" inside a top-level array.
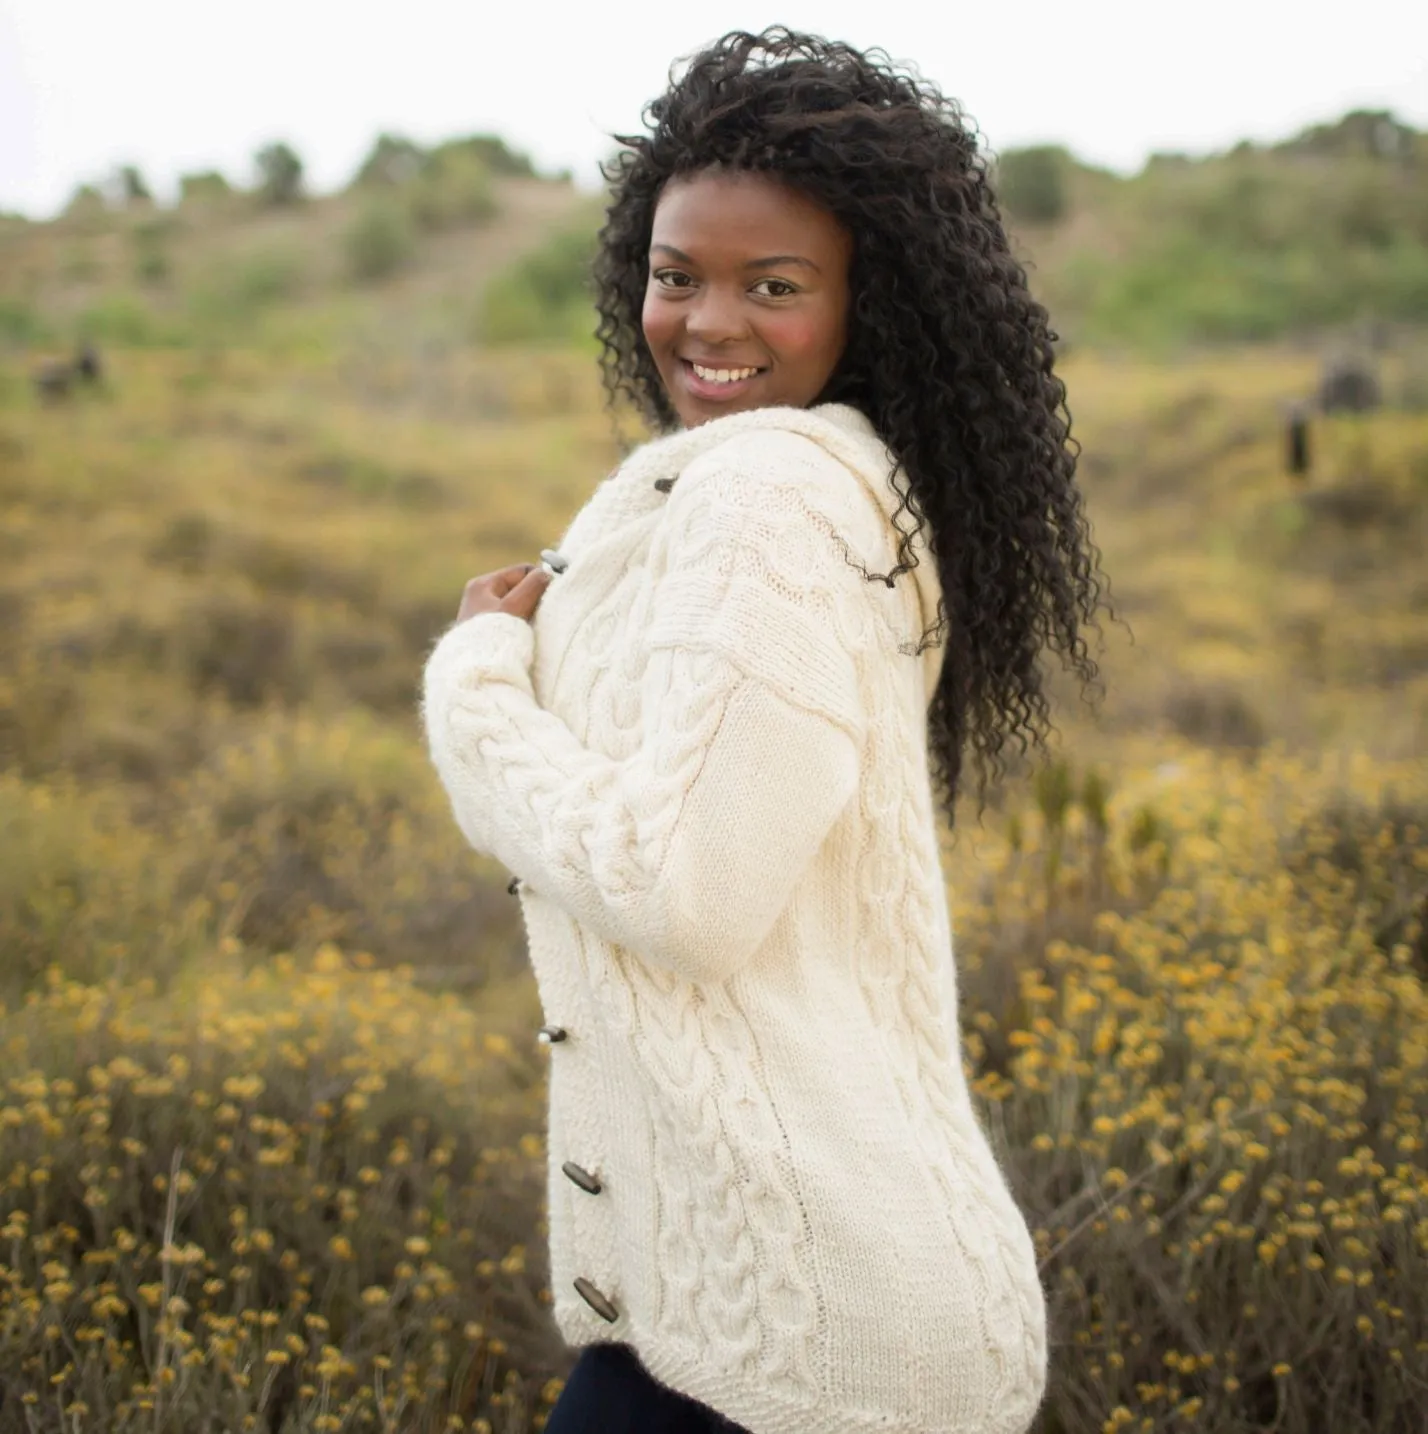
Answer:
[{"left": 685, "top": 284, "right": 750, "bottom": 345}]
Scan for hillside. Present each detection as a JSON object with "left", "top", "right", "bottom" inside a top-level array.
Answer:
[
  {"left": 998, "top": 110, "right": 1428, "bottom": 347},
  {"left": 2, "top": 108, "right": 1427, "bottom": 358},
  {"left": 0, "top": 172, "right": 591, "bottom": 357}
]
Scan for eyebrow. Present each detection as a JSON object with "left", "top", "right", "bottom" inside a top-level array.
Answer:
[{"left": 650, "top": 243, "right": 821, "bottom": 274}]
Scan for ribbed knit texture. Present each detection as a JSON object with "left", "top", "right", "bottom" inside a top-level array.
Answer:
[{"left": 421, "top": 403, "right": 1048, "bottom": 1434}]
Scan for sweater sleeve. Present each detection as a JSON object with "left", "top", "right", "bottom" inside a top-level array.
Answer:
[{"left": 420, "top": 434, "right": 871, "bottom": 985}]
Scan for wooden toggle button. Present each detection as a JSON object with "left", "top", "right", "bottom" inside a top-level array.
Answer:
[
  {"left": 562, "top": 1161, "right": 602, "bottom": 1194},
  {"left": 573, "top": 1277, "right": 618, "bottom": 1323}
]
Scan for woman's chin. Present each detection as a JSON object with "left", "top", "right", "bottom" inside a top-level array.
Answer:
[{"left": 673, "top": 390, "right": 786, "bottom": 428}]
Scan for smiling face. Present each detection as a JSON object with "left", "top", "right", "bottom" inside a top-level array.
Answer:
[{"left": 641, "top": 169, "right": 853, "bottom": 428}]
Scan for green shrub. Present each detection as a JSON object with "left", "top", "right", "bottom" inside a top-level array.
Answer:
[
  {"left": 232, "top": 249, "right": 305, "bottom": 306},
  {"left": 0, "top": 297, "right": 49, "bottom": 347},
  {"left": 63, "top": 183, "right": 107, "bottom": 221},
  {"left": 351, "top": 133, "right": 425, "bottom": 188},
  {"left": 164, "top": 715, "right": 525, "bottom": 970},
  {"left": 1276, "top": 107, "right": 1419, "bottom": 161},
  {"left": 254, "top": 141, "right": 304, "bottom": 206},
  {"left": 186, "top": 247, "right": 307, "bottom": 333},
  {"left": 1061, "top": 230, "right": 1428, "bottom": 348},
  {"left": 475, "top": 223, "right": 597, "bottom": 344},
  {"left": 1027, "top": 121, "right": 1428, "bottom": 347},
  {"left": 407, "top": 151, "right": 497, "bottom": 233},
  {"left": 117, "top": 164, "right": 152, "bottom": 205},
  {"left": 429, "top": 133, "right": 535, "bottom": 179},
  {"left": 1150, "top": 152, "right": 1418, "bottom": 256},
  {"left": 349, "top": 131, "right": 530, "bottom": 196},
  {"left": 132, "top": 245, "right": 169, "bottom": 285},
  {"left": 0, "top": 776, "right": 203, "bottom": 997},
  {"left": 343, "top": 199, "right": 416, "bottom": 282},
  {"left": 59, "top": 245, "right": 103, "bottom": 284},
  {"left": 76, "top": 293, "right": 187, "bottom": 348},
  {"left": 129, "top": 216, "right": 180, "bottom": 287},
  {"left": 995, "top": 145, "right": 1070, "bottom": 223},
  {"left": 178, "top": 170, "right": 232, "bottom": 204}
]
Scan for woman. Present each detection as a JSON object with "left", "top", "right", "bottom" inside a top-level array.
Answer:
[{"left": 422, "top": 27, "right": 1110, "bottom": 1434}]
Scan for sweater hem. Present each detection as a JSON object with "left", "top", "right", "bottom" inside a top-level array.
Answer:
[{"left": 559, "top": 1317, "right": 1043, "bottom": 1434}]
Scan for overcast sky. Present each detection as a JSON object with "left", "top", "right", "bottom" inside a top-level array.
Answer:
[{"left": 2, "top": 0, "right": 1425, "bottom": 218}]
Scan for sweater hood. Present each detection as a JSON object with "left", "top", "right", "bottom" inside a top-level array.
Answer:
[{"left": 626, "top": 403, "right": 946, "bottom": 701}]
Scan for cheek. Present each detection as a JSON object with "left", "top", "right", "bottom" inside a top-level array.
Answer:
[
  {"left": 765, "top": 307, "right": 845, "bottom": 372},
  {"left": 640, "top": 287, "right": 676, "bottom": 353}
]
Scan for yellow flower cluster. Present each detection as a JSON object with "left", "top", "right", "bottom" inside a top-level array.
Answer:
[
  {"left": 951, "top": 743, "right": 1427, "bottom": 1431},
  {"left": 0, "top": 949, "right": 564, "bottom": 1431},
  {"left": 1, "top": 743, "right": 1420, "bottom": 1430}
]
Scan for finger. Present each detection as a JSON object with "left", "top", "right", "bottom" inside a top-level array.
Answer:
[
  {"left": 502, "top": 564, "right": 552, "bottom": 617},
  {"left": 512, "top": 565, "right": 551, "bottom": 597},
  {"left": 489, "top": 567, "right": 528, "bottom": 598}
]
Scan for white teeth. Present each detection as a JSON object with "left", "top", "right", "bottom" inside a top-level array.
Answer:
[{"left": 691, "top": 363, "right": 759, "bottom": 383}]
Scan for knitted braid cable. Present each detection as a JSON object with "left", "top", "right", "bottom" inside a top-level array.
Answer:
[
  {"left": 589, "top": 939, "right": 824, "bottom": 1397},
  {"left": 421, "top": 459, "right": 871, "bottom": 987}
]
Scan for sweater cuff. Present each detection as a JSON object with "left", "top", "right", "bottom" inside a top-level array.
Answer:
[{"left": 424, "top": 610, "right": 536, "bottom": 697}]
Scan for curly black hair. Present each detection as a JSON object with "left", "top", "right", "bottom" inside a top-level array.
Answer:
[{"left": 592, "top": 26, "right": 1113, "bottom": 824}]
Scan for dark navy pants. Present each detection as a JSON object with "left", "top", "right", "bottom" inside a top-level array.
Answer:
[{"left": 544, "top": 1343, "right": 752, "bottom": 1433}]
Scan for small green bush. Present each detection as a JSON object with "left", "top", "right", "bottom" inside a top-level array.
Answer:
[
  {"left": 187, "top": 247, "right": 307, "bottom": 333},
  {"left": 430, "top": 133, "right": 535, "bottom": 178},
  {"left": 164, "top": 716, "right": 525, "bottom": 969},
  {"left": 59, "top": 244, "right": 103, "bottom": 284},
  {"left": 133, "top": 246, "right": 168, "bottom": 285},
  {"left": 178, "top": 170, "right": 232, "bottom": 204},
  {"left": 231, "top": 249, "right": 305, "bottom": 307},
  {"left": 63, "top": 183, "right": 107, "bottom": 220},
  {"left": 76, "top": 293, "right": 187, "bottom": 348},
  {"left": 343, "top": 200, "right": 416, "bottom": 282},
  {"left": 0, "top": 775, "right": 202, "bottom": 997},
  {"left": 0, "top": 297, "right": 49, "bottom": 347},
  {"left": 1061, "top": 230, "right": 1428, "bottom": 348},
  {"left": 475, "top": 223, "right": 597, "bottom": 344},
  {"left": 351, "top": 133, "right": 425, "bottom": 188},
  {"left": 407, "top": 151, "right": 497, "bottom": 233},
  {"left": 130, "top": 216, "right": 180, "bottom": 287},
  {"left": 996, "top": 145, "right": 1070, "bottom": 223},
  {"left": 117, "top": 164, "right": 152, "bottom": 205},
  {"left": 254, "top": 141, "right": 304, "bottom": 206}
]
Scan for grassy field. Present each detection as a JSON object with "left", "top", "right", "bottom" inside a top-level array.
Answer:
[{"left": 0, "top": 324, "right": 1426, "bottom": 1433}]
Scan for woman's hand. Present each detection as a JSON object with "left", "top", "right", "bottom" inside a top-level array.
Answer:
[{"left": 457, "top": 563, "right": 552, "bottom": 625}]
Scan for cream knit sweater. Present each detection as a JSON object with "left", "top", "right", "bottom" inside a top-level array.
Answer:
[{"left": 421, "top": 403, "right": 1048, "bottom": 1434}]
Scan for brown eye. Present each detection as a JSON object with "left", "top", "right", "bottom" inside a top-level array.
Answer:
[
  {"left": 653, "top": 269, "right": 695, "bottom": 289},
  {"left": 751, "top": 277, "right": 798, "bottom": 298}
]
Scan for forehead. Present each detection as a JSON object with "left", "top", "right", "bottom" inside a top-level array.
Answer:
[{"left": 650, "top": 170, "right": 848, "bottom": 259}]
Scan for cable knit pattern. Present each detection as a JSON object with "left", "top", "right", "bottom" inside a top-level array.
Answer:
[{"left": 421, "top": 403, "right": 1048, "bottom": 1434}]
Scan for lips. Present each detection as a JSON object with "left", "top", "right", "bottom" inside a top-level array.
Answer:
[{"left": 678, "top": 357, "right": 768, "bottom": 403}]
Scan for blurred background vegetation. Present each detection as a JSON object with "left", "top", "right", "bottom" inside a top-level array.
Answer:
[
  {"left": 6, "top": 110, "right": 1426, "bottom": 354},
  {"left": 0, "top": 111, "right": 1425, "bottom": 1432}
]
